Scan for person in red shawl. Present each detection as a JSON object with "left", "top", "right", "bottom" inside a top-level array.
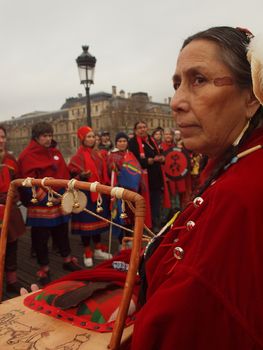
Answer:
[
  {"left": 128, "top": 121, "right": 170, "bottom": 231},
  {"left": 161, "top": 128, "right": 193, "bottom": 215},
  {"left": 68, "top": 126, "right": 112, "bottom": 268},
  {"left": 0, "top": 125, "right": 26, "bottom": 295},
  {"left": 18, "top": 122, "right": 81, "bottom": 286},
  {"left": 160, "top": 128, "right": 180, "bottom": 222},
  {"left": 131, "top": 26, "right": 263, "bottom": 349}
]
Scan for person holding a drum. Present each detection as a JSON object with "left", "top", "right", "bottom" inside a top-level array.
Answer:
[
  {"left": 131, "top": 26, "right": 263, "bottom": 349},
  {"left": 68, "top": 126, "right": 112, "bottom": 268}
]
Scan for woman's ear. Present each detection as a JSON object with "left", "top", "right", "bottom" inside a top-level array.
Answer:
[{"left": 246, "top": 90, "right": 261, "bottom": 119}]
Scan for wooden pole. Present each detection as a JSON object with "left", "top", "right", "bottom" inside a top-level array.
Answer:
[{"left": 0, "top": 183, "right": 16, "bottom": 302}]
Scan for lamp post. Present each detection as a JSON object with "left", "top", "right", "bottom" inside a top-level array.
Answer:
[{"left": 76, "top": 46, "right": 97, "bottom": 127}]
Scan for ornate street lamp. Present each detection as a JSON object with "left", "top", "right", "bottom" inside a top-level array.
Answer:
[{"left": 76, "top": 46, "right": 97, "bottom": 127}]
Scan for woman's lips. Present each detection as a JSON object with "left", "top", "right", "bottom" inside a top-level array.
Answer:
[{"left": 178, "top": 124, "right": 200, "bottom": 136}]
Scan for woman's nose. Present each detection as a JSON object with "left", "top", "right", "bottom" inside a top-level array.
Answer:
[{"left": 170, "top": 85, "right": 190, "bottom": 113}]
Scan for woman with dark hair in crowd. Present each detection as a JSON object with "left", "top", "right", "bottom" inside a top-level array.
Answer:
[
  {"left": 151, "top": 127, "right": 163, "bottom": 151},
  {"left": 0, "top": 125, "right": 26, "bottom": 295},
  {"left": 128, "top": 121, "right": 170, "bottom": 232},
  {"left": 107, "top": 132, "right": 141, "bottom": 247},
  {"left": 131, "top": 26, "right": 263, "bottom": 349}
]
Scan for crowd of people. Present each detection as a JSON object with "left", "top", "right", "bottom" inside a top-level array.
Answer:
[
  {"left": 0, "top": 119, "right": 198, "bottom": 295},
  {"left": 1, "top": 23, "right": 263, "bottom": 349}
]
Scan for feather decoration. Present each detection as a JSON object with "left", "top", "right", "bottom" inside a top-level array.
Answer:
[{"left": 247, "top": 34, "right": 263, "bottom": 105}]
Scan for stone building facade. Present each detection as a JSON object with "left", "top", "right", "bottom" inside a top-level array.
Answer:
[{"left": 3, "top": 86, "right": 174, "bottom": 160}]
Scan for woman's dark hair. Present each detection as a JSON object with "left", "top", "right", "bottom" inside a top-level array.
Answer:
[
  {"left": 0, "top": 125, "right": 7, "bottom": 136},
  {"left": 152, "top": 127, "right": 164, "bottom": 137},
  {"left": 182, "top": 26, "right": 263, "bottom": 196},
  {"left": 134, "top": 120, "right": 147, "bottom": 130},
  {"left": 31, "top": 122, "right": 53, "bottom": 140},
  {"left": 182, "top": 26, "right": 253, "bottom": 89}
]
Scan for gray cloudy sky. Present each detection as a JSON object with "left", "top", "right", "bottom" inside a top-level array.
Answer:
[{"left": 0, "top": 0, "right": 262, "bottom": 121}]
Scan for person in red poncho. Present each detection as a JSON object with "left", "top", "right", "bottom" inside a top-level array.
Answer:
[
  {"left": 160, "top": 128, "right": 181, "bottom": 223},
  {"left": 18, "top": 122, "right": 81, "bottom": 286},
  {"left": 131, "top": 26, "right": 263, "bottom": 349},
  {"left": 0, "top": 125, "right": 26, "bottom": 295},
  {"left": 161, "top": 128, "right": 193, "bottom": 214},
  {"left": 68, "top": 126, "right": 112, "bottom": 268}
]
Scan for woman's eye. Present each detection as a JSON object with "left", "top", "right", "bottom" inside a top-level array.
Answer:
[
  {"left": 192, "top": 76, "right": 206, "bottom": 86},
  {"left": 173, "top": 81, "right": 181, "bottom": 90}
]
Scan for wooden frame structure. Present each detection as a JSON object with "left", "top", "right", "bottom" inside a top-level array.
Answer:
[{"left": 0, "top": 178, "right": 146, "bottom": 350}]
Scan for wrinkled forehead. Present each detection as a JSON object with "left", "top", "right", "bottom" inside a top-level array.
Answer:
[{"left": 174, "top": 39, "right": 227, "bottom": 77}]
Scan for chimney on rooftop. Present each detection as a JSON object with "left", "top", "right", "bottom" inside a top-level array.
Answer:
[
  {"left": 119, "top": 90, "right": 125, "bottom": 98},
  {"left": 112, "top": 85, "right": 117, "bottom": 97}
]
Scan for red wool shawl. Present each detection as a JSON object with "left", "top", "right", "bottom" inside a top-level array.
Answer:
[{"left": 69, "top": 146, "right": 109, "bottom": 202}]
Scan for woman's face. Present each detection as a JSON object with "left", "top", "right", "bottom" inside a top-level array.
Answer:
[
  {"left": 163, "top": 131, "right": 174, "bottom": 143},
  {"left": 36, "top": 133, "right": 52, "bottom": 148},
  {"left": 95, "top": 135, "right": 101, "bottom": 146},
  {"left": 171, "top": 39, "right": 258, "bottom": 158},
  {"left": 153, "top": 130, "right": 162, "bottom": 142},
  {"left": 135, "top": 122, "right": 148, "bottom": 137},
  {"left": 116, "top": 138, "right": 128, "bottom": 151},
  {"left": 83, "top": 131, "right": 95, "bottom": 147},
  {"left": 0, "top": 129, "right": 6, "bottom": 152}
]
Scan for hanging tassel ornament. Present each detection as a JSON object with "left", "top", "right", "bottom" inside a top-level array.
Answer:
[
  {"left": 46, "top": 187, "right": 54, "bottom": 207},
  {"left": 120, "top": 200, "right": 128, "bottom": 219},
  {"left": 72, "top": 190, "right": 80, "bottom": 209},
  {"left": 30, "top": 185, "right": 38, "bottom": 204},
  {"left": 40, "top": 177, "right": 54, "bottom": 207},
  {"left": 96, "top": 193, "right": 103, "bottom": 213}
]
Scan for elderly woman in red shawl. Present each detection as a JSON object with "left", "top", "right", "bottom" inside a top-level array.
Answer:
[
  {"left": 68, "top": 126, "right": 112, "bottom": 268},
  {"left": 131, "top": 26, "right": 263, "bottom": 349},
  {"left": 0, "top": 125, "right": 26, "bottom": 295}
]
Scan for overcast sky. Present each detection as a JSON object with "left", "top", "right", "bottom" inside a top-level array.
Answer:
[{"left": 0, "top": 0, "right": 262, "bottom": 121}]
